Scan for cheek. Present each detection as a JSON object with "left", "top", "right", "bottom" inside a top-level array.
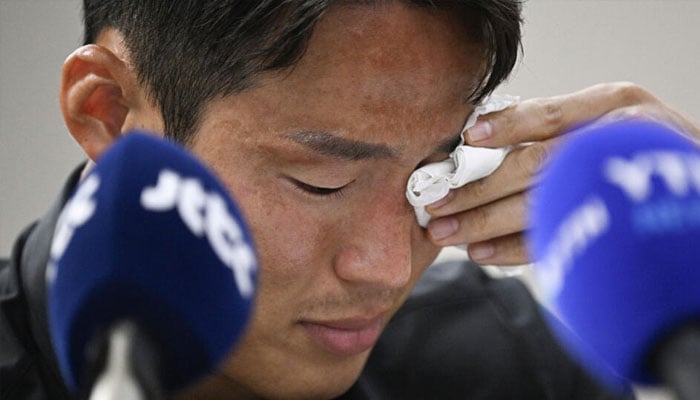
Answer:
[
  {"left": 209, "top": 165, "right": 337, "bottom": 298},
  {"left": 189, "top": 126, "right": 340, "bottom": 304},
  {"left": 238, "top": 184, "right": 329, "bottom": 284}
]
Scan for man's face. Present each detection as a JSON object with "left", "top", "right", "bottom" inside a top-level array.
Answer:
[{"left": 186, "top": 3, "right": 483, "bottom": 398}]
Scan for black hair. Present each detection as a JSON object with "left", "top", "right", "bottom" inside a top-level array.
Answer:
[{"left": 83, "top": 0, "right": 523, "bottom": 145}]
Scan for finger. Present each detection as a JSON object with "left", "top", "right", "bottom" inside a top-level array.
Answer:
[
  {"left": 466, "top": 82, "right": 660, "bottom": 147},
  {"left": 467, "top": 232, "right": 529, "bottom": 266},
  {"left": 427, "top": 193, "right": 525, "bottom": 246},
  {"left": 427, "top": 139, "right": 558, "bottom": 217},
  {"left": 597, "top": 103, "right": 700, "bottom": 141}
]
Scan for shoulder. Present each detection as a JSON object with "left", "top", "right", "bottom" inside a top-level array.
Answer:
[
  {"left": 0, "top": 225, "right": 51, "bottom": 400},
  {"left": 359, "top": 262, "right": 545, "bottom": 398},
  {"left": 1, "top": 221, "right": 71, "bottom": 400},
  {"left": 392, "top": 261, "right": 544, "bottom": 346},
  {"left": 342, "top": 261, "right": 633, "bottom": 400},
  {"left": 0, "top": 163, "right": 90, "bottom": 400}
]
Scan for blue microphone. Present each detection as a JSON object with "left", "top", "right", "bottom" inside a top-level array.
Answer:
[
  {"left": 528, "top": 119, "right": 700, "bottom": 399},
  {"left": 47, "top": 132, "right": 258, "bottom": 397}
]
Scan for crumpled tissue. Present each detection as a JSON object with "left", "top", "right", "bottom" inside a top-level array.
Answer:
[{"left": 405, "top": 95, "right": 519, "bottom": 227}]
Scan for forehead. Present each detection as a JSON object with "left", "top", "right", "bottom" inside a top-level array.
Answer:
[
  {"left": 197, "top": 2, "right": 483, "bottom": 156},
  {"left": 280, "top": 3, "right": 483, "bottom": 103}
]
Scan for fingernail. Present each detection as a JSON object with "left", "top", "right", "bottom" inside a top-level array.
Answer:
[
  {"left": 427, "top": 191, "right": 453, "bottom": 210},
  {"left": 469, "top": 243, "right": 495, "bottom": 260},
  {"left": 468, "top": 121, "right": 492, "bottom": 143},
  {"left": 428, "top": 218, "right": 458, "bottom": 240}
]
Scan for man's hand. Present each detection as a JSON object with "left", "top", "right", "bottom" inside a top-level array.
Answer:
[{"left": 425, "top": 82, "right": 700, "bottom": 266}]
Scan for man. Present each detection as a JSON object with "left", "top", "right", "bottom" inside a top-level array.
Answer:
[{"left": 2, "top": 1, "right": 698, "bottom": 399}]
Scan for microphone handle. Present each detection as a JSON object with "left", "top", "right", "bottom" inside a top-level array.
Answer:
[
  {"left": 654, "top": 323, "right": 700, "bottom": 400},
  {"left": 83, "top": 320, "right": 165, "bottom": 400}
]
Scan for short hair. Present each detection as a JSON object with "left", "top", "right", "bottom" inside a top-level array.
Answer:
[{"left": 83, "top": 0, "right": 523, "bottom": 145}]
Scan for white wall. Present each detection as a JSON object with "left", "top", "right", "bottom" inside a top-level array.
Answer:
[
  {"left": 499, "top": 0, "right": 700, "bottom": 122},
  {"left": 1, "top": 1, "right": 84, "bottom": 256},
  {"left": 2, "top": 1, "right": 700, "bottom": 261}
]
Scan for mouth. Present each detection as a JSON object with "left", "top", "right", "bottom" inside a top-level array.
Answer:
[{"left": 299, "top": 315, "right": 385, "bottom": 356}]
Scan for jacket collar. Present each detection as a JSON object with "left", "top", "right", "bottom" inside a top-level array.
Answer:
[{"left": 18, "top": 162, "right": 86, "bottom": 385}]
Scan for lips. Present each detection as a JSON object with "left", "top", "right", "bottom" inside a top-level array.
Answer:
[{"left": 300, "top": 316, "right": 384, "bottom": 356}]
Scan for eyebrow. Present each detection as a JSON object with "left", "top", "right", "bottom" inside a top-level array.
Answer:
[
  {"left": 284, "top": 129, "right": 465, "bottom": 162},
  {"left": 284, "top": 131, "right": 397, "bottom": 161}
]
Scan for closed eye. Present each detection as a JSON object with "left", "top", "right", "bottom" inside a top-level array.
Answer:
[{"left": 289, "top": 178, "right": 351, "bottom": 198}]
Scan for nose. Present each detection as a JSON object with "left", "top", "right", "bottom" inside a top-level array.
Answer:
[{"left": 332, "top": 189, "right": 414, "bottom": 289}]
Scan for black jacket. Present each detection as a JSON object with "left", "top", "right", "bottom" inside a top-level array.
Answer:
[{"left": 0, "top": 165, "right": 633, "bottom": 399}]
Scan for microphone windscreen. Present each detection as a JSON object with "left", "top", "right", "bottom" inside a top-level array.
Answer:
[
  {"left": 47, "top": 132, "right": 258, "bottom": 392},
  {"left": 528, "top": 119, "right": 700, "bottom": 387}
]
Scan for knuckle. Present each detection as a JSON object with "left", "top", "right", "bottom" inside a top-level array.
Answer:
[
  {"left": 467, "top": 177, "right": 489, "bottom": 199},
  {"left": 503, "top": 232, "right": 524, "bottom": 251},
  {"left": 493, "top": 110, "right": 514, "bottom": 138},
  {"left": 498, "top": 234, "right": 529, "bottom": 264},
  {"left": 613, "top": 105, "right": 649, "bottom": 120},
  {"left": 610, "top": 81, "right": 656, "bottom": 105},
  {"left": 519, "top": 142, "right": 551, "bottom": 176},
  {"left": 466, "top": 206, "right": 491, "bottom": 237},
  {"left": 534, "top": 97, "right": 564, "bottom": 133}
]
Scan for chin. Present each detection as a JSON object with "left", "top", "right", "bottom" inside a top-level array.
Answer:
[
  {"left": 255, "top": 358, "right": 366, "bottom": 400},
  {"left": 266, "top": 384, "right": 352, "bottom": 400},
  {"left": 212, "top": 344, "right": 369, "bottom": 400}
]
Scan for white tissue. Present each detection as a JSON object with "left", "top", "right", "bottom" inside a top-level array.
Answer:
[{"left": 406, "top": 94, "right": 519, "bottom": 227}]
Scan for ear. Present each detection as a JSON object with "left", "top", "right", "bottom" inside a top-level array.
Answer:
[{"left": 59, "top": 43, "right": 145, "bottom": 161}]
